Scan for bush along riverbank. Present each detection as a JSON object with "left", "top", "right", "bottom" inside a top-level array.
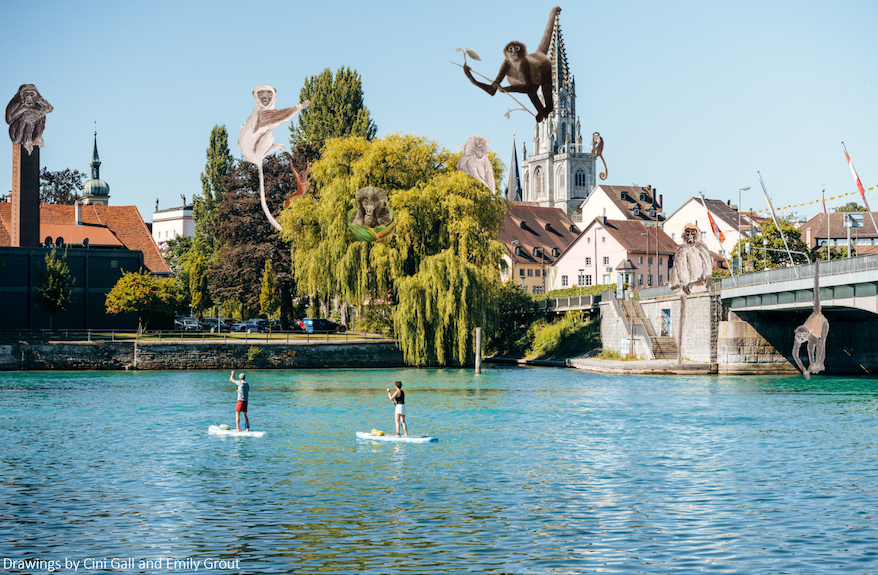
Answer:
[{"left": 488, "top": 312, "right": 601, "bottom": 362}]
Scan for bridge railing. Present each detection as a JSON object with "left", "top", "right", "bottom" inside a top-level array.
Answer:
[
  {"left": 720, "top": 254, "right": 878, "bottom": 290},
  {"left": 545, "top": 294, "right": 600, "bottom": 310}
]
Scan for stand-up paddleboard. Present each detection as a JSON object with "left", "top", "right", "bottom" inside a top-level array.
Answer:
[
  {"left": 209, "top": 425, "right": 265, "bottom": 438},
  {"left": 356, "top": 431, "right": 438, "bottom": 443}
]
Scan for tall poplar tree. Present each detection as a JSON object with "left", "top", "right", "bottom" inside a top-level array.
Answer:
[
  {"left": 193, "top": 125, "right": 234, "bottom": 242},
  {"left": 260, "top": 260, "right": 280, "bottom": 317},
  {"left": 289, "top": 67, "right": 377, "bottom": 150},
  {"left": 189, "top": 254, "right": 211, "bottom": 317}
]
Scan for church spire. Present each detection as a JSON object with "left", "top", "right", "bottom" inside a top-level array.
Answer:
[
  {"left": 547, "top": 12, "right": 571, "bottom": 92},
  {"left": 505, "top": 134, "right": 522, "bottom": 202},
  {"left": 90, "top": 131, "right": 101, "bottom": 179}
]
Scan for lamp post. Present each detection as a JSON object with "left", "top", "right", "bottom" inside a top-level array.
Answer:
[
  {"left": 738, "top": 186, "right": 750, "bottom": 270},
  {"left": 844, "top": 214, "right": 852, "bottom": 258},
  {"left": 578, "top": 268, "right": 584, "bottom": 299},
  {"left": 763, "top": 237, "right": 768, "bottom": 269}
]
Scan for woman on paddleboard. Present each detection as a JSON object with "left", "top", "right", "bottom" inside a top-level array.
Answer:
[{"left": 386, "top": 381, "right": 408, "bottom": 437}]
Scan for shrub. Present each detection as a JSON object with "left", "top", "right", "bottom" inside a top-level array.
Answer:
[{"left": 246, "top": 346, "right": 262, "bottom": 362}]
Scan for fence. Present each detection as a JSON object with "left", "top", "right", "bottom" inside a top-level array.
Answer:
[{"left": 0, "top": 329, "right": 392, "bottom": 345}]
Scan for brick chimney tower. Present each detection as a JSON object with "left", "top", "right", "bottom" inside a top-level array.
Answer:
[{"left": 5, "top": 84, "right": 52, "bottom": 247}]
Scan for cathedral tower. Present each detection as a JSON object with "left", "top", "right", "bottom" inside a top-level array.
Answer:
[{"left": 520, "top": 12, "right": 596, "bottom": 218}]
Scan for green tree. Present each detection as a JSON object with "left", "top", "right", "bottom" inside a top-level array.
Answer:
[
  {"left": 289, "top": 67, "right": 378, "bottom": 151},
  {"left": 34, "top": 248, "right": 74, "bottom": 330},
  {"left": 189, "top": 254, "right": 211, "bottom": 317},
  {"left": 193, "top": 125, "right": 234, "bottom": 241},
  {"left": 835, "top": 202, "right": 867, "bottom": 212},
  {"left": 260, "top": 259, "right": 280, "bottom": 317},
  {"left": 730, "top": 220, "right": 811, "bottom": 271},
  {"left": 279, "top": 133, "right": 506, "bottom": 366},
  {"left": 40, "top": 168, "right": 85, "bottom": 204},
  {"left": 105, "top": 270, "right": 184, "bottom": 332}
]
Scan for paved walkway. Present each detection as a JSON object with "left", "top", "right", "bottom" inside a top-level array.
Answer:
[{"left": 568, "top": 357, "right": 716, "bottom": 375}]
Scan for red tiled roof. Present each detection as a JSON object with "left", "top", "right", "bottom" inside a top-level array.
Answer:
[
  {"left": 0, "top": 203, "right": 170, "bottom": 274},
  {"left": 600, "top": 219, "right": 677, "bottom": 255},
  {"left": 800, "top": 212, "right": 878, "bottom": 240},
  {"left": 590, "top": 185, "right": 666, "bottom": 222},
  {"left": 500, "top": 204, "right": 580, "bottom": 264}
]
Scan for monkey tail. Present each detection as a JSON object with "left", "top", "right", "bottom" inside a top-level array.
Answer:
[
  {"left": 677, "top": 294, "right": 686, "bottom": 365},
  {"left": 599, "top": 155, "right": 608, "bottom": 181},
  {"left": 258, "top": 162, "right": 284, "bottom": 232}
]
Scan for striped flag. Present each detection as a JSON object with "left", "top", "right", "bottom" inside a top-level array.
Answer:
[
  {"left": 706, "top": 210, "right": 725, "bottom": 242},
  {"left": 843, "top": 144, "right": 872, "bottom": 211},
  {"left": 820, "top": 189, "right": 827, "bottom": 214}
]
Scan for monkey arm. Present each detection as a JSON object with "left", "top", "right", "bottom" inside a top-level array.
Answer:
[
  {"left": 792, "top": 337, "right": 810, "bottom": 379},
  {"left": 254, "top": 102, "right": 309, "bottom": 132},
  {"left": 464, "top": 64, "right": 502, "bottom": 96}
]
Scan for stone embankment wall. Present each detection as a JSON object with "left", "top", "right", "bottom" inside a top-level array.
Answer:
[
  {"left": 0, "top": 341, "right": 406, "bottom": 371},
  {"left": 639, "top": 292, "right": 720, "bottom": 363}
]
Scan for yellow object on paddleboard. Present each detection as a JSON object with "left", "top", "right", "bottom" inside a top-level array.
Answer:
[{"left": 371, "top": 429, "right": 384, "bottom": 436}]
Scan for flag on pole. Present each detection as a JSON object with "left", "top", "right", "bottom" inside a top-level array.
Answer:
[
  {"left": 843, "top": 142, "right": 878, "bottom": 234},
  {"left": 820, "top": 189, "right": 827, "bottom": 214},
  {"left": 706, "top": 210, "right": 725, "bottom": 242},
  {"left": 757, "top": 171, "right": 799, "bottom": 277}
]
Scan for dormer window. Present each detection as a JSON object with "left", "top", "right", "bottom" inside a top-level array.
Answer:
[
  {"left": 640, "top": 193, "right": 647, "bottom": 201},
  {"left": 519, "top": 221, "right": 526, "bottom": 229},
  {"left": 552, "top": 248, "right": 560, "bottom": 257},
  {"left": 621, "top": 192, "right": 628, "bottom": 201},
  {"left": 514, "top": 246, "right": 522, "bottom": 256},
  {"left": 649, "top": 208, "right": 656, "bottom": 218},
  {"left": 633, "top": 206, "right": 640, "bottom": 216},
  {"left": 533, "top": 247, "right": 542, "bottom": 257}
]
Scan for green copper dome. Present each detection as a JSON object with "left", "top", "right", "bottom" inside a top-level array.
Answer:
[{"left": 82, "top": 132, "right": 110, "bottom": 198}]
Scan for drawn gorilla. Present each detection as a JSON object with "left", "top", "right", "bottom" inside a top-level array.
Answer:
[
  {"left": 5, "top": 84, "right": 53, "bottom": 155},
  {"left": 457, "top": 136, "right": 495, "bottom": 192},
  {"left": 352, "top": 186, "right": 392, "bottom": 228}
]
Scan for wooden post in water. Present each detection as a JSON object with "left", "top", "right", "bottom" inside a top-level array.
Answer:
[{"left": 475, "top": 327, "right": 482, "bottom": 374}]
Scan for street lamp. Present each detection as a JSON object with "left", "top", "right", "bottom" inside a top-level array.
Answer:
[
  {"left": 578, "top": 268, "right": 584, "bottom": 299},
  {"left": 738, "top": 186, "right": 750, "bottom": 270}
]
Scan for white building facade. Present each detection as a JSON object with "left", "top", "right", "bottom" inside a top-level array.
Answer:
[{"left": 152, "top": 204, "right": 194, "bottom": 247}]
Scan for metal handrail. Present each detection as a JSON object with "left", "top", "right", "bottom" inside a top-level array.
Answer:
[
  {"left": 720, "top": 254, "right": 878, "bottom": 290},
  {"left": 0, "top": 329, "right": 391, "bottom": 344}
]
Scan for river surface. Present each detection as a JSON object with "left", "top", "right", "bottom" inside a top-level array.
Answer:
[{"left": 1, "top": 367, "right": 877, "bottom": 574}]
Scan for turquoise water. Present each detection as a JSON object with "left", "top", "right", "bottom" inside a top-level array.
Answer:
[{"left": 2, "top": 367, "right": 878, "bottom": 574}]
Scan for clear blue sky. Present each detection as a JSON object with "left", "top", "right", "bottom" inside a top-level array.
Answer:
[{"left": 2, "top": 0, "right": 876, "bottom": 223}]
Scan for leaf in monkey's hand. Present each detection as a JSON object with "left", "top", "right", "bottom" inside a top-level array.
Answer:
[
  {"left": 504, "top": 111, "right": 512, "bottom": 119},
  {"left": 466, "top": 50, "right": 481, "bottom": 61},
  {"left": 456, "top": 48, "right": 463, "bottom": 52}
]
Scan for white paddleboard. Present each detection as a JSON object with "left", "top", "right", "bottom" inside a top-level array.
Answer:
[
  {"left": 209, "top": 425, "right": 265, "bottom": 438},
  {"left": 356, "top": 431, "right": 438, "bottom": 443}
]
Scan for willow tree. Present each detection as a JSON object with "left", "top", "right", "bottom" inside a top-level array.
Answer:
[{"left": 279, "top": 133, "right": 506, "bottom": 366}]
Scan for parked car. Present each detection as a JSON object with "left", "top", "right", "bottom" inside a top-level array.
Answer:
[
  {"left": 174, "top": 317, "right": 201, "bottom": 331},
  {"left": 199, "top": 318, "right": 230, "bottom": 332},
  {"left": 297, "top": 318, "right": 347, "bottom": 333},
  {"left": 231, "top": 319, "right": 269, "bottom": 333}
]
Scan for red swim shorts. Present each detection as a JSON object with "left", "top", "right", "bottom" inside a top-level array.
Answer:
[{"left": 236, "top": 400, "right": 248, "bottom": 413}]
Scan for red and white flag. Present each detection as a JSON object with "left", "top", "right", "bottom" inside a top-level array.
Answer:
[
  {"left": 706, "top": 210, "right": 725, "bottom": 242},
  {"left": 844, "top": 145, "right": 872, "bottom": 211}
]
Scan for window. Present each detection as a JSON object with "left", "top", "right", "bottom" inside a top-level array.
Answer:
[
  {"left": 562, "top": 275, "right": 569, "bottom": 287},
  {"left": 533, "top": 286, "right": 543, "bottom": 294},
  {"left": 585, "top": 257, "right": 591, "bottom": 266},
  {"left": 633, "top": 206, "right": 640, "bottom": 216},
  {"left": 587, "top": 237, "right": 591, "bottom": 244},
  {"left": 602, "top": 236, "right": 606, "bottom": 243},
  {"left": 659, "top": 274, "right": 664, "bottom": 284},
  {"left": 671, "top": 233, "right": 676, "bottom": 241},
  {"left": 603, "top": 257, "right": 609, "bottom": 265},
  {"left": 534, "top": 166, "right": 544, "bottom": 199},
  {"left": 638, "top": 274, "right": 643, "bottom": 286},
  {"left": 527, "top": 269, "right": 533, "bottom": 277},
  {"left": 519, "top": 269, "right": 525, "bottom": 278},
  {"left": 585, "top": 275, "right": 593, "bottom": 286},
  {"left": 638, "top": 256, "right": 643, "bottom": 264},
  {"left": 640, "top": 193, "right": 646, "bottom": 201},
  {"left": 648, "top": 256, "right": 653, "bottom": 265},
  {"left": 648, "top": 274, "right": 653, "bottom": 286},
  {"left": 575, "top": 169, "right": 586, "bottom": 189},
  {"left": 701, "top": 232, "right": 707, "bottom": 241},
  {"left": 110, "top": 260, "right": 119, "bottom": 269},
  {"left": 649, "top": 208, "right": 655, "bottom": 218},
  {"left": 659, "top": 257, "right": 663, "bottom": 265}
]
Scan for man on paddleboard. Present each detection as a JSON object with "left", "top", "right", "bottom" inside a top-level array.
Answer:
[{"left": 230, "top": 370, "right": 250, "bottom": 432}]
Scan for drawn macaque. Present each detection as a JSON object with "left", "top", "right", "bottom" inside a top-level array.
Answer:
[
  {"left": 237, "top": 85, "right": 310, "bottom": 232},
  {"left": 457, "top": 136, "right": 495, "bottom": 191},
  {"left": 669, "top": 224, "right": 714, "bottom": 364},
  {"left": 5, "top": 84, "right": 53, "bottom": 155},
  {"left": 352, "top": 186, "right": 392, "bottom": 228},
  {"left": 793, "top": 258, "right": 829, "bottom": 380},
  {"left": 463, "top": 6, "right": 561, "bottom": 122},
  {"left": 592, "top": 132, "right": 607, "bottom": 181}
]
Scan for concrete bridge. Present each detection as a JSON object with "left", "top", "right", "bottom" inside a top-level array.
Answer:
[{"left": 600, "top": 254, "right": 878, "bottom": 375}]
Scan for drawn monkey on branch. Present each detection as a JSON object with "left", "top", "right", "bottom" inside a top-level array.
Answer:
[
  {"left": 463, "top": 6, "right": 561, "bottom": 122},
  {"left": 457, "top": 136, "right": 495, "bottom": 191},
  {"left": 237, "top": 84, "right": 309, "bottom": 232},
  {"left": 5, "top": 84, "right": 53, "bottom": 155},
  {"left": 792, "top": 258, "right": 829, "bottom": 379}
]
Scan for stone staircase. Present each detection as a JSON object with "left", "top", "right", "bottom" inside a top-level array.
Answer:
[{"left": 618, "top": 300, "right": 678, "bottom": 360}]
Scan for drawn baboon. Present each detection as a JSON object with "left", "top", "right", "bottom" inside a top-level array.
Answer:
[
  {"left": 793, "top": 258, "right": 829, "bottom": 379},
  {"left": 463, "top": 6, "right": 561, "bottom": 122},
  {"left": 669, "top": 224, "right": 713, "bottom": 364},
  {"left": 352, "top": 186, "right": 392, "bottom": 228},
  {"left": 5, "top": 84, "right": 53, "bottom": 155},
  {"left": 457, "top": 136, "right": 495, "bottom": 191}
]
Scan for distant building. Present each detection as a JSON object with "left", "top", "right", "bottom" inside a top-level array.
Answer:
[
  {"left": 499, "top": 204, "right": 581, "bottom": 295},
  {"left": 552, "top": 218, "right": 676, "bottom": 291},
  {"left": 574, "top": 185, "right": 665, "bottom": 229},
  {"left": 664, "top": 197, "right": 760, "bottom": 256},
  {"left": 798, "top": 211, "right": 878, "bottom": 253},
  {"left": 519, "top": 12, "right": 597, "bottom": 217},
  {"left": 152, "top": 203, "right": 194, "bottom": 248}
]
